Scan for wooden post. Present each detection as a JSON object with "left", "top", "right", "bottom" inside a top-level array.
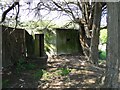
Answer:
[{"left": 35, "top": 34, "right": 44, "bottom": 57}]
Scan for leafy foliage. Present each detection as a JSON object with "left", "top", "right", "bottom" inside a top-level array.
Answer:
[
  {"left": 19, "top": 20, "right": 57, "bottom": 55},
  {"left": 99, "top": 50, "right": 106, "bottom": 60},
  {"left": 99, "top": 29, "right": 107, "bottom": 60},
  {"left": 58, "top": 68, "right": 71, "bottom": 76},
  {"left": 44, "top": 33, "right": 56, "bottom": 54},
  {"left": 100, "top": 29, "right": 107, "bottom": 44}
]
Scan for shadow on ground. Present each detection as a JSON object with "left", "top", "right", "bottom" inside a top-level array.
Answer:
[
  {"left": 2, "top": 54, "right": 105, "bottom": 89},
  {"left": 38, "top": 54, "right": 105, "bottom": 89}
]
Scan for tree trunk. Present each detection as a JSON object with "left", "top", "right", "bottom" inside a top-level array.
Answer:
[
  {"left": 89, "top": 2, "right": 102, "bottom": 65},
  {"left": 79, "top": 22, "right": 90, "bottom": 58},
  {"left": 104, "top": 2, "right": 120, "bottom": 88},
  {"left": 0, "top": 25, "right": 2, "bottom": 90},
  {"left": 79, "top": 4, "right": 93, "bottom": 58}
]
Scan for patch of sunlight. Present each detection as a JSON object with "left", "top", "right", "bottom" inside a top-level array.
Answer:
[
  {"left": 75, "top": 70, "right": 83, "bottom": 74},
  {"left": 50, "top": 86, "right": 62, "bottom": 88},
  {"left": 73, "top": 63, "right": 80, "bottom": 67},
  {"left": 70, "top": 69, "right": 83, "bottom": 75},
  {"left": 71, "top": 69, "right": 77, "bottom": 72},
  {"left": 82, "top": 86, "right": 90, "bottom": 88},
  {"left": 50, "top": 44, "right": 56, "bottom": 50},
  {"left": 64, "top": 58, "right": 70, "bottom": 62},
  {"left": 84, "top": 78, "right": 96, "bottom": 84},
  {"left": 41, "top": 70, "right": 60, "bottom": 81},
  {"left": 52, "top": 81, "right": 63, "bottom": 86},
  {"left": 80, "top": 61, "right": 87, "bottom": 66},
  {"left": 42, "top": 83, "right": 49, "bottom": 89},
  {"left": 64, "top": 82, "right": 73, "bottom": 86},
  {"left": 81, "top": 70, "right": 94, "bottom": 75},
  {"left": 68, "top": 80, "right": 80, "bottom": 85}
]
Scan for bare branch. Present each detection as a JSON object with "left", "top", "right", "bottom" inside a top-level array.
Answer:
[
  {"left": 14, "top": 2, "right": 20, "bottom": 29},
  {"left": 52, "top": 0, "right": 71, "bottom": 13},
  {"left": 63, "top": 0, "right": 76, "bottom": 20},
  {"left": 0, "top": 2, "right": 19, "bottom": 23}
]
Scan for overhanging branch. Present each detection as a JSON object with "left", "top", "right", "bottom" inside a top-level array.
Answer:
[{"left": 0, "top": 2, "right": 19, "bottom": 23}]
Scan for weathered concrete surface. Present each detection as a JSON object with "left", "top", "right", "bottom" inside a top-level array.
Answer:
[{"left": 56, "top": 28, "right": 83, "bottom": 55}]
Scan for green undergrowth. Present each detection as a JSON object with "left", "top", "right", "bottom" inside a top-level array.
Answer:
[
  {"left": 2, "top": 79, "right": 10, "bottom": 88},
  {"left": 99, "top": 50, "right": 106, "bottom": 60},
  {"left": 16, "top": 58, "right": 36, "bottom": 73},
  {"left": 35, "top": 68, "right": 72, "bottom": 81},
  {"left": 32, "top": 68, "right": 72, "bottom": 81},
  {"left": 58, "top": 68, "right": 71, "bottom": 76},
  {"left": 33, "top": 69, "right": 44, "bottom": 80}
]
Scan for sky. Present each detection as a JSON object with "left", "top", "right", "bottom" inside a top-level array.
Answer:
[
  {"left": 0, "top": 0, "right": 73, "bottom": 26},
  {"left": 20, "top": 0, "right": 107, "bottom": 26},
  {"left": 0, "top": 0, "right": 107, "bottom": 27}
]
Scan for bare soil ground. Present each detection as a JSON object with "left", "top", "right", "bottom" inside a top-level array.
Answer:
[
  {"left": 38, "top": 54, "right": 105, "bottom": 89},
  {"left": 2, "top": 54, "right": 105, "bottom": 89}
]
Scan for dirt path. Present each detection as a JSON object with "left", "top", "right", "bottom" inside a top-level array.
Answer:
[
  {"left": 38, "top": 54, "right": 105, "bottom": 89},
  {"left": 2, "top": 54, "right": 105, "bottom": 89},
  {"left": 2, "top": 67, "right": 39, "bottom": 88}
]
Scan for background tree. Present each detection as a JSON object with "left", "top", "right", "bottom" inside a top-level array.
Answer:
[{"left": 89, "top": 2, "right": 102, "bottom": 65}]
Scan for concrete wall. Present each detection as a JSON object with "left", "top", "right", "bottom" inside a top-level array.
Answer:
[
  {"left": 56, "top": 28, "right": 83, "bottom": 55},
  {"left": 2, "top": 25, "right": 47, "bottom": 68}
]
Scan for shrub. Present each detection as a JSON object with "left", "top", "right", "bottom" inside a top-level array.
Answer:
[{"left": 99, "top": 50, "right": 106, "bottom": 60}]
